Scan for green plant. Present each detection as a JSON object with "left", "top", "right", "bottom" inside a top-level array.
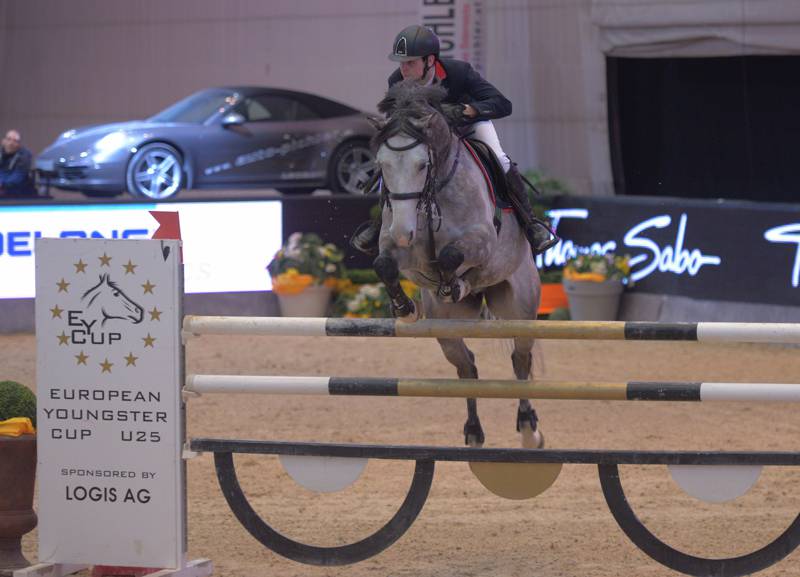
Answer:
[
  {"left": 546, "top": 307, "right": 571, "bottom": 320},
  {"left": 0, "top": 381, "right": 36, "bottom": 427},
  {"left": 267, "top": 232, "right": 345, "bottom": 294},
  {"left": 369, "top": 202, "right": 382, "bottom": 221},
  {"left": 539, "top": 268, "right": 563, "bottom": 284},
  {"left": 344, "top": 268, "right": 380, "bottom": 285},
  {"left": 563, "top": 252, "right": 632, "bottom": 283},
  {"left": 523, "top": 169, "right": 571, "bottom": 196}
]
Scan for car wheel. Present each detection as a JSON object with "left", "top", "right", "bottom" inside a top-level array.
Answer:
[
  {"left": 329, "top": 140, "right": 376, "bottom": 195},
  {"left": 126, "top": 143, "right": 185, "bottom": 200}
]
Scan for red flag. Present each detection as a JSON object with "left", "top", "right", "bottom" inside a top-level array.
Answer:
[{"left": 149, "top": 210, "right": 183, "bottom": 262}]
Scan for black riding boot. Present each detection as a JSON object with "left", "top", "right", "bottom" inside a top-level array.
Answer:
[
  {"left": 505, "top": 164, "right": 559, "bottom": 255},
  {"left": 350, "top": 214, "right": 382, "bottom": 256},
  {"left": 350, "top": 170, "right": 383, "bottom": 256}
]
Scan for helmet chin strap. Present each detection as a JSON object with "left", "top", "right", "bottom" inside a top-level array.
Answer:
[{"left": 421, "top": 56, "right": 435, "bottom": 81}]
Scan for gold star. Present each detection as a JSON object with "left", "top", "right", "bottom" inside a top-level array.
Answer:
[
  {"left": 142, "top": 333, "right": 156, "bottom": 347},
  {"left": 123, "top": 259, "right": 137, "bottom": 274},
  {"left": 124, "top": 352, "right": 138, "bottom": 366},
  {"left": 50, "top": 305, "right": 64, "bottom": 318},
  {"left": 74, "top": 259, "right": 87, "bottom": 273},
  {"left": 141, "top": 280, "right": 156, "bottom": 294},
  {"left": 56, "top": 278, "right": 70, "bottom": 292},
  {"left": 98, "top": 253, "right": 112, "bottom": 267},
  {"left": 57, "top": 331, "right": 69, "bottom": 345},
  {"left": 75, "top": 351, "right": 88, "bottom": 365},
  {"left": 100, "top": 358, "right": 113, "bottom": 373},
  {"left": 149, "top": 307, "right": 162, "bottom": 321}
]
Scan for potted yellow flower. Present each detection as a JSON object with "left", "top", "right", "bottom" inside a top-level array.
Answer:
[
  {"left": 0, "top": 380, "right": 37, "bottom": 571},
  {"left": 562, "top": 252, "right": 632, "bottom": 320},
  {"left": 333, "top": 280, "right": 419, "bottom": 318},
  {"left": 267, "top": 232, "right": 345, "bottom": 317}
]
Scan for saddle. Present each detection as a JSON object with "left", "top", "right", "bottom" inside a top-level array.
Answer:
[{"left": 462, "top": 138, "right": 514, "bottom": 212}]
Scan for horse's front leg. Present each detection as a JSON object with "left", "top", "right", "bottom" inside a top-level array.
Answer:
[
  {"left": 373, "top": 252, "right": 418, "bottom": 322},
  {"left": 437, "top": 226, "right": 493, "bottom": 303}
]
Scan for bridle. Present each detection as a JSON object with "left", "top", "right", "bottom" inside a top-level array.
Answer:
[{"left": 380, "top": 133, "right": 463, "bottom": 298}]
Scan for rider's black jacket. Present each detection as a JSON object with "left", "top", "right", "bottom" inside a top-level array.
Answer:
[{"left": 388, "top": 58, "right": 511, "bottom": 124}]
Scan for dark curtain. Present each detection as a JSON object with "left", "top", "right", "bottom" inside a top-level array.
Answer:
[{"left": 607, "top": 55, "right": 800, "bottom": 202}]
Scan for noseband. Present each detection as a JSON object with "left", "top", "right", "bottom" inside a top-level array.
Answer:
[
  {"left": 380, "top": 134, "right": 463, "bottom": 298},
  {"left": 382, "top": 137, "right": 461, "bottom": 206}
]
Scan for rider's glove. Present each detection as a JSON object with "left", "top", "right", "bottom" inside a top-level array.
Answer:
[{"left": 441, "top": 103, "right": 468, "bottom": 127}]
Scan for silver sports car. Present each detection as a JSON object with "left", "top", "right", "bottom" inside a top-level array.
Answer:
[{"left": 35, "top": 86, "right": 377, "bottom": 199}]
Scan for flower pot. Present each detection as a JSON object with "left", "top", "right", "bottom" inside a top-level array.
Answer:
[
  {"left": 0, "top": 434, "right": 37, "bottom": 570},
  {"left": 563, "top": 278, "right": 624, "bottom": 320},
  {"left": 277, "top": 285, "right": 333, "bottom": 317},
  {"left": 538, "top": 283, "right": 569, "bottom": 315}
]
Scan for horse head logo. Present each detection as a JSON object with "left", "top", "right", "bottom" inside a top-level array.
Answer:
[{"left": 82, "top": 274, "right": 144, "bottom": 326}]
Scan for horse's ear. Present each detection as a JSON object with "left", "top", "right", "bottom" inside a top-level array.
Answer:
[{"left": 366, "top": 115, "right": 385, "bottom": 131}]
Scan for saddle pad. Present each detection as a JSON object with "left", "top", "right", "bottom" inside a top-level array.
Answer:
[{"left": 464, "top": 138, "right": 513, "bottom": 211}]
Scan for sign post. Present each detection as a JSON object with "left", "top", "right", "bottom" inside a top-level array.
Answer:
[{"left": 31, "top": 238, "right": 210, "bottom": 577}]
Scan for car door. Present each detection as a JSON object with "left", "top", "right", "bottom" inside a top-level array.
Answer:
[
  {"left": 195, "top": 93, "right": 296, "bottom": 186},
  {"left": 231, "top": 93, "right": 329, "bottom": 185}
]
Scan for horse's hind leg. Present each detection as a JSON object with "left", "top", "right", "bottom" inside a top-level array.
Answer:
[
  {"left": 512, "top": 347, "right": 544, "bottom": 448},
  {"left": 426, "top": 292, "right": 485, "bottom": 446},
  {"left": 484, "top": 277, "right": 544, "bottom": 449},
  {"left": 437, "top": 338, "right": 484, "bottom": 446}
]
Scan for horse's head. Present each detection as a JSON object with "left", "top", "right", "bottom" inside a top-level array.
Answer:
[
  {"left": 372, "top": 80, "right": 452, "bottom": 248},
  {"left": 82, "top": 274, "right": 144, "bottom": 326}
]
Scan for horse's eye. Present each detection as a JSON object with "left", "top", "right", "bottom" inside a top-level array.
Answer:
[
  {"left": 418, "top": 163, "right": 426, "bottom": 172},
  {"left": 113, "top": 291, "right": 119, "bottom": 297}
]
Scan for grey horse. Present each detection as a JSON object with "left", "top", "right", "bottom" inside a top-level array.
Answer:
[{"left": 370, "top": 80, "right": 544, "bottom": 448}]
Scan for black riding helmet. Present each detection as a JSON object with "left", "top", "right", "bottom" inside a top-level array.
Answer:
[{"left": 389, "top": 25, "right": 440, "bottom": 62}]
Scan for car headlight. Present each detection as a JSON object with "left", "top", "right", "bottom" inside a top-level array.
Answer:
[{"left": 95, "top": 131, "right": 128, "bottom": 153}]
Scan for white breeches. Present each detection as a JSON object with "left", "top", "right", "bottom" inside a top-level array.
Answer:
[{"left": 470, "top": 120, "right": 511, "bottom": 172}]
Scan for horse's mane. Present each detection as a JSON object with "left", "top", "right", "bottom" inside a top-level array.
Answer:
[{"left": 372, "top": 80, "right": 450, "bottom": 161}]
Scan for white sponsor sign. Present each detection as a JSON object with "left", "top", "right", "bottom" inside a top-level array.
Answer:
[
  {"left": 35, "top": 238, "right": 184, "bottom": 567},
  {"left": 0, "top": 200, "right": 282, "bottom": 299},
  {"left": 420, "top": 0, "right": 485, "bottom": 73}
]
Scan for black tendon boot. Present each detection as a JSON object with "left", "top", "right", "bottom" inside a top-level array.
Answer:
[{"left": 505, "top": 164, "right": 560, "bottom": 254}]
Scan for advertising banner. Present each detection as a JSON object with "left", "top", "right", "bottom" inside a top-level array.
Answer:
[
  {"left": 0, "top": 199, "right": 282, "bottom": 299},
  {"left": 35, "top": 238, "right": 184, "bottom": 567},
  {"left": 542, "top": 196, "right": 800, "bottom": 306},
  {"left": 420, "top": 0, "right": 485, "bottom": 73}
]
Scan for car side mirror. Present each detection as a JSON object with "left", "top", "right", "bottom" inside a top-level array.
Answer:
[{"left": 222, "top": 113, "right": 246, "bottom": 128}]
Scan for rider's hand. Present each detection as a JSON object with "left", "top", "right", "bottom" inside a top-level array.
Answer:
[
  {"left": 441, "top": 103, "right": 467, "bottom": 126},
  {"left": 463, "top": 104, "right": 478, "bottom": 118}
]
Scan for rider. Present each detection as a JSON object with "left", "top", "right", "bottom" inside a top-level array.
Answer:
[{"left": 351, "top": 24, "right": 558, "bottom": 256}]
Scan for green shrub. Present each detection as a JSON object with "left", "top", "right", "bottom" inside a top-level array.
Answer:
[
  {"left": 0, "top": 381, "right": 36, "bottom": 427},
  {"left": 539, "top": 269, "right": 563, "bottom": 284},
  {"left": 344, "top": 268, "right": 381, "bottom": 284},
  {"left": 547, "top": 307, "right": 571, "bottom": 321}
]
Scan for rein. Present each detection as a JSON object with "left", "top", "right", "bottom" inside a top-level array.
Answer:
[{"left": 381, "top": 134, "right": 463, "bottom": 298}]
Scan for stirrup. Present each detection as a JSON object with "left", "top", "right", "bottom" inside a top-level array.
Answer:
[
  {"left": 350, "top": 220, "right": 380, "bottom": 256},
  {"left": 535, "top": 235, "right": 560, "bottom": 255}
]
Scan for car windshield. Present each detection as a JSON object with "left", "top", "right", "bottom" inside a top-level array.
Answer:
[{"left": 149, "top": 90, "right": 239, "bottom": 123}]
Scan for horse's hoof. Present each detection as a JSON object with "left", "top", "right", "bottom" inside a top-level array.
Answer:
[
  {"left": 395, "top": 301, "right": 419, "bottom": 323},
  {"left": 464, "top": 423, "right": 485, "bottom": 447},
  {"left": 466, "top": 435, "right": 484, "bottom": 448},
  {"left": 440, "top": 278, "right": 470, "bottom": 303},
  {"left": 520, "top": 424, "right": 545, "bottom": 449}
]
